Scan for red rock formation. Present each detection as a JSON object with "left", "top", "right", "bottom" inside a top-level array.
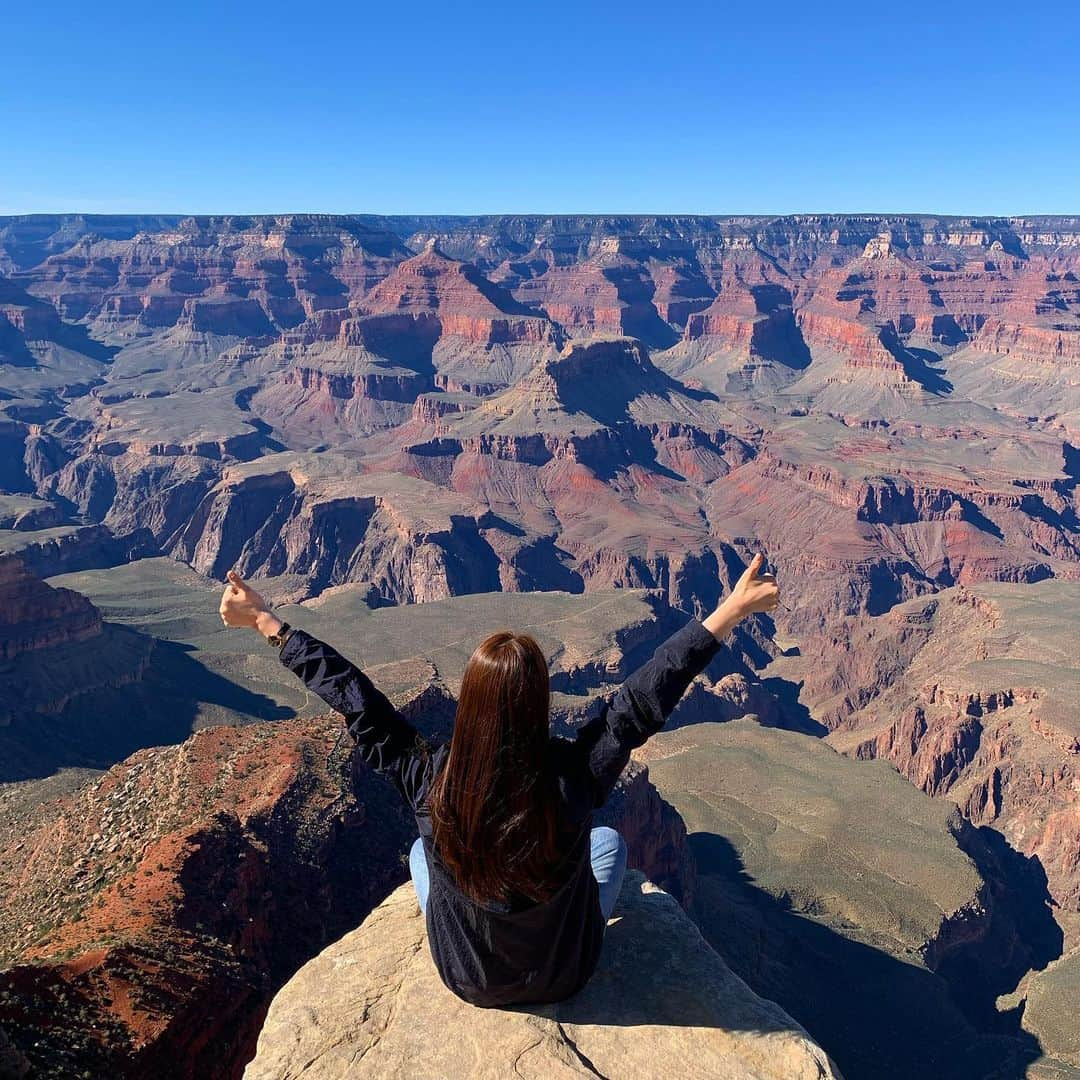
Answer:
[
  {"left": 972, "top": 319, "right": 1080, "bottom": 366},
  {"left": 6, "top": 211, "right": 1080, "bottom": 935},
  {"left": 358, "top": 244, "right": 555, "bottom": 346},
  {"left": 678, "top": 258, "right": 807, "bottom": 371},
  {"left": 0, "top": 679, "right": 696, "bottom": 1078},
  {"left": 796, "top": 309, "right": 906, "bottom": 372},
  {"left": 410, "top": 391, "right": 474, "bottom": 424},
  {"left": 595, "top": 759, "right": 696, "bottom": 907},
  {"left": 511, "top": 238, "right": 671, "bottom": 342},
  {"left": 0, "top": 714, "right": 422, "bottom": 1078},
  {"left": 282, "top": 364, "right": 427, "bottom": 403},
  {"left": 649, "top": 259, "right": 715, "bottom": 327},
  {"left": 786, "top": 239, "right": 1080, "bottom": 392},
  {"left": 1, "top": 275, "right": 86, "bottom": 368},
  {"left": 0, "top": 279, "right": 63, "bottom": 342},
  {"left": 24, "top": 216, "right": 409, "bottom": 330}
]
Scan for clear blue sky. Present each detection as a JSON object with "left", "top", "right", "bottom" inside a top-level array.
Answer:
[{"left": 3, "top": 0, "right": 1078, "bottom": 216}]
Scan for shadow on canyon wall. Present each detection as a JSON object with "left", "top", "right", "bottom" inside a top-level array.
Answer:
[
  {"left": 759, "top": 673, "right": 829, "bottom": 735},
  {"left": 0, "top": 637, "right": 292, "bottom": 783},
  {"left": 895, "top": 344, "right": 955, "bottom": 396},
  {"left": 943, "top": 823, "right": 1065, "bottom": 1027},
  {"left": 687, "top": 831, "right": 1057, "bottom": 1080}
]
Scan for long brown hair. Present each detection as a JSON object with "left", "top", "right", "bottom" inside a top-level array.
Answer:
[{"left": 428, "top": 630, "right": 562, "bottom": 906}]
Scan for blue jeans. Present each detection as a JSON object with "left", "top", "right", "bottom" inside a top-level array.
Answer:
[{"left": 409, "top": 826, "right": 628, "bottom": 920}]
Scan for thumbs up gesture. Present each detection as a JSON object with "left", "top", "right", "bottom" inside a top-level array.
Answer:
[
  {"left": 727, "top": 553, "right": 780, "bottom": 617},
  {"left": 219, "top": 569, "right": 272, "bottom": 628}
]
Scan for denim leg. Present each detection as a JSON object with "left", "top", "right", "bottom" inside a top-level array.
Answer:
[
  {"left": 409, "top": 836, "right": 430, "bottom": 915},
  {"left": 589, "top": 826, "right": 628, "bottom": 921}
]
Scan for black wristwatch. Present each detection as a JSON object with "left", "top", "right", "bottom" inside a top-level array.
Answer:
[{"left": 267, "top": 621, "right": 293, "bottom": 649}]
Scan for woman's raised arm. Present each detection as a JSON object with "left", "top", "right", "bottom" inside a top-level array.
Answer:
[
  {"left": 570, "top": 553, "right": 780, "bottom": 807},
  {"left": 219, "top": 571, "right": 434, "bottom": 810}
]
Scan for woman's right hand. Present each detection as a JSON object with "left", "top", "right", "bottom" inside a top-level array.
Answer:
[{"left": 219, "top": 569, "right": 282, "bottom": 639}]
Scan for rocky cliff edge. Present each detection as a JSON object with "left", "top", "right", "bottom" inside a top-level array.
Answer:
[{"left": 244, "top": 869, "right": 841, "bottom": 1080}]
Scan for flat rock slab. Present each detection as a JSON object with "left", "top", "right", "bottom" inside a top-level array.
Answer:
[{"left": 245, "top": 870, "right": 841, "bottom": 1080}]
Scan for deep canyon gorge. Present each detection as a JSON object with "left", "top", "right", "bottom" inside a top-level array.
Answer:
[{"left": 0, "top": 212, "right": 1078, "bottom": 1078}]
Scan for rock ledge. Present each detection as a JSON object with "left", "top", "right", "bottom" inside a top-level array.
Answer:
[{"left": 245, "top": 870, "right": 841, "bottom": 1079}]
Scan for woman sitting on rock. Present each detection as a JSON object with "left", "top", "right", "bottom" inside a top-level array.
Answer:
[{"left": 219, "top": 556, "right": 779, "bottom": 1007}]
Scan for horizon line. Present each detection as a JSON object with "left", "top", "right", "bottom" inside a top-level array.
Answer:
[{"left": 3, "top": 208, "right": 1080, "bottom": 221}]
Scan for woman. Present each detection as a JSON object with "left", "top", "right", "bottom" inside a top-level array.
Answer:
[{"left": 219, "top": 555, "right": 779, "bottom": 1007}]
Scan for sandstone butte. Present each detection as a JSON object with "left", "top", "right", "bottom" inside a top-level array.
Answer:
[{"left": 243, "top": 870, "right": 841, "bottom": 1080}]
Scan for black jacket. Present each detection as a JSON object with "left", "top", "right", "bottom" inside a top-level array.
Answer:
[{"left": 279, "top": 616, "right": 722, "bottom": 1007}]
